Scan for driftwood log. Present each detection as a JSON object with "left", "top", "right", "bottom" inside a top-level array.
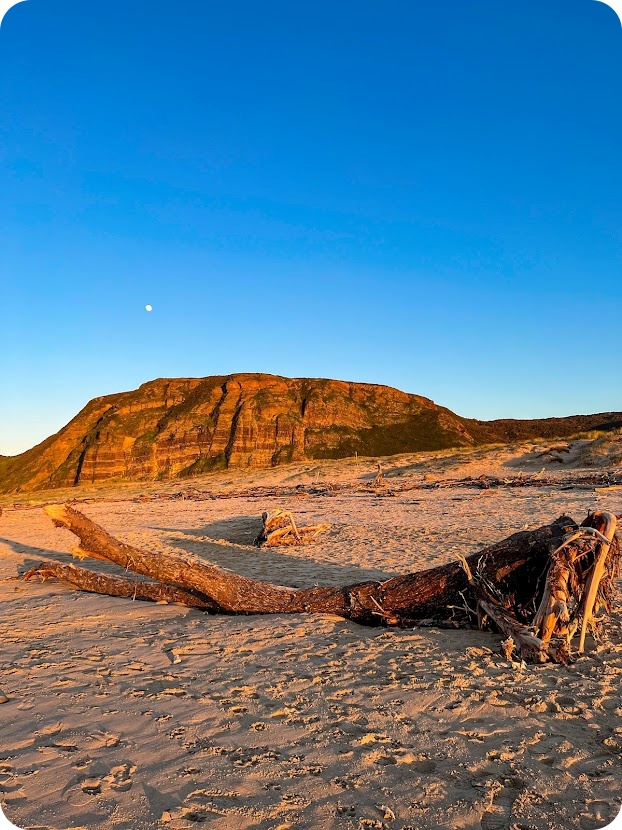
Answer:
[
  {"left": 27, "top": 504, "right": 621, "bottom": 664},
  {"left": 254, "top": 508, "right": 330, "bottom": 547}
]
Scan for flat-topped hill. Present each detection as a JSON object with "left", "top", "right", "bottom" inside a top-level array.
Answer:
[{"left": 1, "top": 373, "right": 620, "bottom": 492}]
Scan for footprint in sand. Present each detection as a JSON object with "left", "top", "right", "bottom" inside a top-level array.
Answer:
[
  {"left": 38, "top": 721, "right": 63, "bottom": 736},
  {"left": 481, "top": 808, "right": 506, "bottom": 830},
  {"left": 409, "top": 759, "right": 437, "bottom": 774},
  {"left": 88, "top": 730, "right": 121, "bottom": 748},
  {"left": 480, "top": 781, "right": 521, "bottom": 830},
  {"left": 105, "top": 763, "right": 136, "bottom": 791},
  {"left": 364, "top": 750, "right": 398, "bottom": 767},
  {"left": 546, "top": 693, "right": 582, "bottom": 716},
  {"left": 0, "top": 763, "right": 28, "bottom": 804},
  {"left": 80, "top": 777, "right": 102, "bottom": 794},
  {"left": 578, "top": 802, "right": 619, "bottom": 830},
  {"left": 49, "top": 740, "right": 79, "bottom": 752}
]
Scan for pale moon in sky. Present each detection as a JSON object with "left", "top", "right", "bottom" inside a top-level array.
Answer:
[{"left": 145, "top": 304, "right": 153, "bottom": 312}]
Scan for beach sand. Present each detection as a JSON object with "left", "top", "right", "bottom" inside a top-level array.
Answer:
[{"left": 1, "top": 443, "right": 621, "bottom": 830}]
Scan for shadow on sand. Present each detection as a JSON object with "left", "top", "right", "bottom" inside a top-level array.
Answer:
[
  {"left": 2, "top": 515, "right": 395, "bottom": 592},
  {"left": 149, "top": 516, "right": 394, "bottom": 588}
]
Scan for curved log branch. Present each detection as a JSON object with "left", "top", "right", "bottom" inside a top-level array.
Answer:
[
  {"left": 44, "top": 504, "right": 298, "bottom": 614},
  {"left": 23, "top": 561, "right": 220, "bottom": 610}
]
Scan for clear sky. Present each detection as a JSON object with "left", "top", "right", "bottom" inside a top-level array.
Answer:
[{"left": 1, "top": 0, "right": 621, "bottom": 456}]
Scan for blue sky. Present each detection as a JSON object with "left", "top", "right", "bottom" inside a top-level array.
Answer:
[{"left": 1, "top": 0, "right": 621, "bottom": 455}]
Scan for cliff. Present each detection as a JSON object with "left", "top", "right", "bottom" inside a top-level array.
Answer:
[{"left": 1, "top": 373, "right": 621, "bottom": 493}]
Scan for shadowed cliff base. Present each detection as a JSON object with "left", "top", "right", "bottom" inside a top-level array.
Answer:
[{"left": 1, "top": 372, "right": 621, "bottom": 493}]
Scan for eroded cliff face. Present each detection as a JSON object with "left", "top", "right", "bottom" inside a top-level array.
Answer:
[
  {"left": 0, "top": 373, "right": 476, "bottom": 491},
  {"left": 4, "top": 373, "right": 620, "bottom": 493}
]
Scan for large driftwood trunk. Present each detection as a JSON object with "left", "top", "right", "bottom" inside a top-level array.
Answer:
[
  {"left": 31, "top": 504, "right": 619, "bottom": 663},
  {"left": 42, "top": 504, "right": 573, "bottom": 623}
]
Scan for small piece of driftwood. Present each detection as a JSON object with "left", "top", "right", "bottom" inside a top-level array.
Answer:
[
  {"left": 371, "top": 463, "right": 385, "bottom": 488},
  {"left": 254, "top": 508, "right": 330, "bottom": 547}
]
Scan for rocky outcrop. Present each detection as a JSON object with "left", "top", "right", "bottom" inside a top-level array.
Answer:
[{"left": 1, "top": 373, "right": 621, "bottom": 493}]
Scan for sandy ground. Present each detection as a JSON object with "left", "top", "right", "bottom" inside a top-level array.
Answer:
[{"left": 1, "top": 444, "right": 621, "bottom": 830}]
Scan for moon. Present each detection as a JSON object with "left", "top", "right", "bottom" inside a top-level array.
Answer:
[{"left": 145, "top": 304, "right": 153, "bottom": 312}]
